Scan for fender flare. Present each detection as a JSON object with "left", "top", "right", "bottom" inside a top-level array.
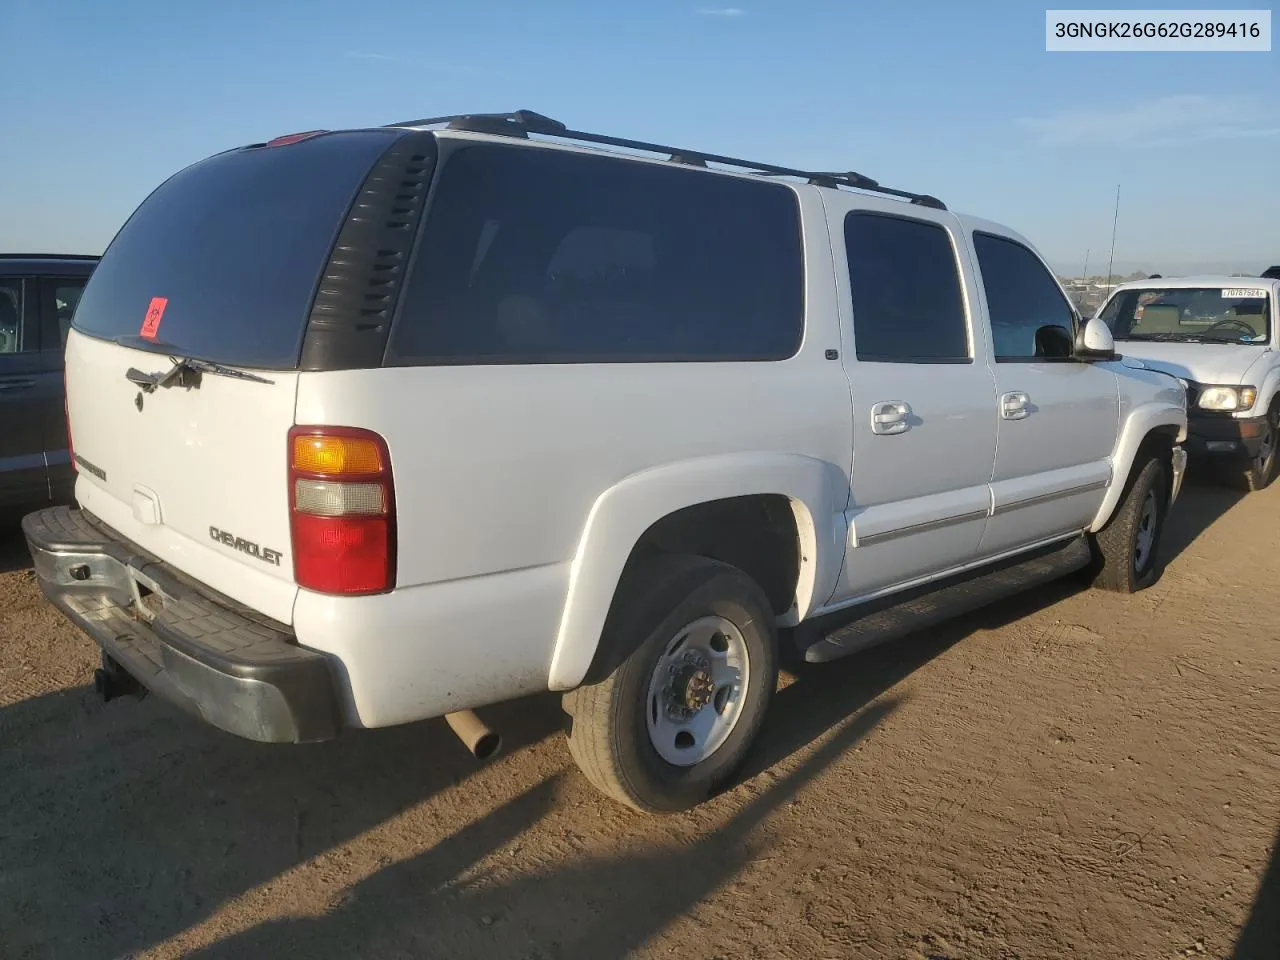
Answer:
[
  {"left": 1256, "top": 364, "right": 1280, "bottom": 416},
  {"left": 1089, "top": 400, "right": 1187, "bottom": 532},
  {"left": 546, "top": 453, "right": 848, "bottom": 691}
]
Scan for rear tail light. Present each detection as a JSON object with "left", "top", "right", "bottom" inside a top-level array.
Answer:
[{"left": 288, "top": 427, "right": 395, "bottom": 595}]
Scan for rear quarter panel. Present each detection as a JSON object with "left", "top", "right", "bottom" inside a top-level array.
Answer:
[
  {"left": 290, "top": 187, "right": 856, "bottom": 723},
  {"left": 291, "top": 351, "right": 853, "bottom": 722}
]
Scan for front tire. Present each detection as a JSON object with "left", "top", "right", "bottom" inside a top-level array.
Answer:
[
  {"left": 1239, "top": 407, "right": 1278, "bottom": 492},
  {"left": 1089, "top": 455, "right": 1168, "bottom": 593},
  {"left": 563, "top": 554, "right": 778, "bottom": 813}
]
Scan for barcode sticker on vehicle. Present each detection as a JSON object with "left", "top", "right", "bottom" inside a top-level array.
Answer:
[
  {"left": 140, "top": 296, "right": 168, "bottom": 339},
  {"left": 1222, "top": 288, "right": 1268, "bottom": 298}
]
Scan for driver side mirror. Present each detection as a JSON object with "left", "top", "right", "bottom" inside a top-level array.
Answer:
[{"left": 1074, "top": 317, "right": 1116, "bottom": 361}]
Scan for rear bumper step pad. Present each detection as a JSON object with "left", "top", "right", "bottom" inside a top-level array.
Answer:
[{"left": 22, "top": 506, "right": 340, "bottom": 743}]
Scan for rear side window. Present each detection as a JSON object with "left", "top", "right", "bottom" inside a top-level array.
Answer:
[
  {"left": 844, "top": 212, "right": 969, "bottom": 362},
  {"left": 44, "top": 277, "right": 88, "bottom": 348},
  {"left": 72, "top": 131, "right": 399, "bottom": 369},
  {"left": 388, "top": 144, "right": 804, "bottom": 364},
  {"left": 0, "top": 279, "right": 27, "bottom": 354}
]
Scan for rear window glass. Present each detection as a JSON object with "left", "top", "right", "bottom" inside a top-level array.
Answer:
[
  {"left": 388, "top": 144, "right": 804, "bottom": 364},
  {"left": 73, "top": 131, "right": 398, "bottom": 369}
]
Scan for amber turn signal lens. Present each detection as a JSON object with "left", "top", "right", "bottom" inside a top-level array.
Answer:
[{"left": 292, "top": 434, "right": 384, "bottom": 476}]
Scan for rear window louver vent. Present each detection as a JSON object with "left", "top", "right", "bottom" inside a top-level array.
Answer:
[{"left": 300, "top": 132, "right": 438, "bottom": 370}]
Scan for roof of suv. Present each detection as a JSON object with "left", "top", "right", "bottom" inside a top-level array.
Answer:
[
  {"left": 0, "top": 253, "right": 99, "bottom": 277},
  {"left": 1109, "top": 275, "right": 1280, "bottom": 292},
  {"left": 390, "top": 108, "right": 951, "bottom": 211},
  {"left": 384, "top": 110, "right": 1045, "bottom": 253}
]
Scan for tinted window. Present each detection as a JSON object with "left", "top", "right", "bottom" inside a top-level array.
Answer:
[
  {"left": 973, "top": 233, "right": 1075, "bottom": 360},
  {"left": 0, "top": 279, "right": 24, "bottom": 354},
  {"left": 844, "top": 213, "right": 969, "bottom": 362},
  {"left": 73, "top": 131, "right": 399, "bottom": 369},
  {"left": 50, "top": 278, "right": 87, "bottom": 348},
  {"left": 389, "top": 145, "right": 804, "bottom": 364}
]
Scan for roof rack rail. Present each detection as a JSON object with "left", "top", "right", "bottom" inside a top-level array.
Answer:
[
  {"left": 388, "top": 110, "right": 568, "bottom": 138},
  {"left": 0, "top": 252, "right": 100, "bottom": 260},
  {"left": 388, "top": 109, "right": 946, "bottom": 210}
]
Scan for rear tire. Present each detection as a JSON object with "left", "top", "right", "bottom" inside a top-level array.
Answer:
[
  {"left": 563, "top": 554, "right": 778, "bottom": 813},
  {"left": 1089, "top": 455, "right": 1168, "bottom": 593}
]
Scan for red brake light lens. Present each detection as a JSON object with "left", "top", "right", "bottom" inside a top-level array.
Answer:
[
  {"left": 292, "top": 514, "right": 391, "bottom": 594},
  {"left": 265, "top": 130, "right": 329, "bottom": 148},
  {"left": 288, "top": 426, "right": 395, "bottom": 595}
]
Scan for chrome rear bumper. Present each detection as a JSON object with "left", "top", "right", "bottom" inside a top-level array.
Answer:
[{"left": 22, "top": 506, "right": 341, "bottom": 743}]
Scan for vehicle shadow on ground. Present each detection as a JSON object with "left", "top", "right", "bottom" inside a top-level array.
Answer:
[
  {"left": 1234, "top": 823, "right": 1280, "bottom": 959},
  {"left": 0, "top": 683, "right": 569, "bottom": 960},
  {"left": 1158, "top": 470, "right": 1248, "bottom": 565},
  {"left": 189, "top": 698, "right": 901, "bottom": 960},
  {"left": 740, "top": 574, "right": 1079, "bottom": 783},
  {"left": 187, "top": 574, "right": 1099, "bottom": 958}
]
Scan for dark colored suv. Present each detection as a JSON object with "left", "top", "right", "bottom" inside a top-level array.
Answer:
[{"left": 0, "top": 254, "right": 97, "bottom": 507}]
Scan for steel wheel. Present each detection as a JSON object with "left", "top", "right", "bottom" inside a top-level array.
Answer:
[
  {"left": 564, "top": 554, "right": 778, "bottom": 812},
  {"left": 1134, "top": 488, "right": 1158, "bottom": 572},
  {"left": 645, "top": 615, "right": 750, "bottom": 767},
  {"left": 1255, "top": 421, "right": 1276, "bottom": 479}
]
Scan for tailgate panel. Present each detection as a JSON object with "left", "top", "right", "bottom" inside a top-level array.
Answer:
[{"left": 67, "top": 331, "right": 300, "bottom": 623}]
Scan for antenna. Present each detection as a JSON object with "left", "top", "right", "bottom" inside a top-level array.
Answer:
[
  {"left": 1080, "top": 248, "right": 1090, "bottom": 311},
  {"left": 1104, "top": 184, "right": 1121, "bottom": 295}
]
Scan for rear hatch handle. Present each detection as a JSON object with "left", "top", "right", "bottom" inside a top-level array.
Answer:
[{"left": 125, "top": 357, "right": 275, "bottom": 393}]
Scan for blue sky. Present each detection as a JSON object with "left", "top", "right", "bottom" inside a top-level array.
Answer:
[{"left": 2, "top": 0, "right": 1276, "bottom": 274}]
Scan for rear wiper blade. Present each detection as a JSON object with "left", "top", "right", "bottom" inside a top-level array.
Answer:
[
  {"left": 125, "top": 356, "right": 274, "bottom": 393},
  {"left": 183, "top": 357, "right": 276, "bottom": 385}
]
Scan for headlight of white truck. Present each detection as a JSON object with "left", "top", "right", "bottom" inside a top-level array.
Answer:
[{"left": 1197, "top": 385, "right": 1257, "bottom": 412}]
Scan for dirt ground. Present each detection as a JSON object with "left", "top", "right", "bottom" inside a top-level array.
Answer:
[{"left": 1, "top": 474, "right": 1277, "bottom": 960}]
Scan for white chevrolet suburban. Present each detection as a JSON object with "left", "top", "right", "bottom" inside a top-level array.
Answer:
[
  {"left": 23, "top": 111, "right": 1189, "bottom": 813},
  {"left": 1094, "top": 275, "right": 1280, "bottom": 490}
]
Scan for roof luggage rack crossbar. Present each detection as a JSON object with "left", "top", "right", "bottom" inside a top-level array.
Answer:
[{"left": 387, "top": 109, "right": 947, "bottom": 210}]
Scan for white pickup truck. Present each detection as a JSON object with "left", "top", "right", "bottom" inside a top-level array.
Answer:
[
  {"left": 23, "top": 111, "right": 1189, "bottom": 812},
  {"left": 1094, "top": 275, "right": 1280, "bottom": 490}
]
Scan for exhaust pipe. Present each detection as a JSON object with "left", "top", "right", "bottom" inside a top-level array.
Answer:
[
  {"left": 93, "top": 656, "right": 146, "bottom": 702},
  {"left": 444, "top": 710, "right": 501, "bottom": 760}
]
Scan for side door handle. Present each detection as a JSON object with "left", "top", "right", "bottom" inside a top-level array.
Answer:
[
  {"left": 870, "top": 400, "right": 912, "bottom": 436},
  {"left": 1000, "top": 391, "right": 1030, "bottom": 420},
  {"left": 0, "top": 379, "right": 36, "bottom": 393}
]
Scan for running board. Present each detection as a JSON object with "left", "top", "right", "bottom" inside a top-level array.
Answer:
[{"left": 798, "top": 536, "right": 1093, "bottom": 664}]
